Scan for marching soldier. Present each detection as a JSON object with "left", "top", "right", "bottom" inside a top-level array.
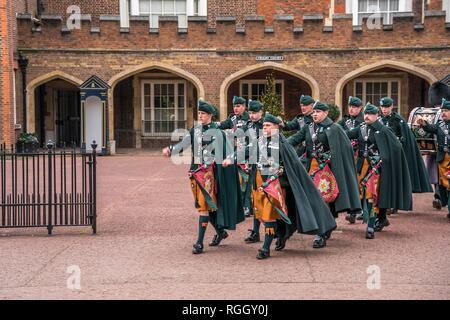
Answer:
[
  {"left": 162, "top": 100, "right": 245, "bottom": 254},
  {"left": 281, "top": 95, "right": 315, "bottom": 158},
  {"left": 379, "top": 97, "right": 432, "bottom": 205},
  {"left": 224, "top": 113, "right": 336, "bottom": 259},
  {"left": 417, "top": 98, "right": 450, "bottom": 221},
  {"left": 287, "top": 101, "right": 361, "bottom": 248},
  {"left": 347, "top": 103, "right": 413, "bottom": 238},
  {"left": 219, "top": 95, "right": 252, "bottom": 217},
  {"left": 241, "top": 100, "right": 265, "bottom": 244},
  {"left": 219, "top": 96, "right": 250, "bottom": 131},
  {"left": 338, "top": 96, "right": 365, "bottom": 224}
]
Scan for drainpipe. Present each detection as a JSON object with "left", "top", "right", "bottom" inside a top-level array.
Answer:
[{"left": 18, "top": 55, "right": 29, "bottom": 133}]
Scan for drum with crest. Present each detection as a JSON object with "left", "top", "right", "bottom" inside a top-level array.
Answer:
[{"left": 408, "top": 107, "right": 442, "bottom": 155}]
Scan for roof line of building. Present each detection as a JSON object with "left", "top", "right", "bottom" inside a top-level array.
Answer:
[{"left": 17, "top": 46, "right": 450, "bottom": 54}]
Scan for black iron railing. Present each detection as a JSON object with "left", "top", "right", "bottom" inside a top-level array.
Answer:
[{"left": 0, "top": 141, "right": 97, "bottom": 234}]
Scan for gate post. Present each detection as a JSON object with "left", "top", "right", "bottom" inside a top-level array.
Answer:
[
  {"left": 47, "top": 141, "right": 54, "bottom": 235},
  {"left": 91, "top": 141, "right": 97, "bottom": 234}
]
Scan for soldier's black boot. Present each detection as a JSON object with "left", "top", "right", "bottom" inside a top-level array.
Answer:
[
  {"left": 433, "top": 198, "right": 442, "bottom": 210},
  {"left": 192, "top": 243, "right": 204, "bottom": 254},
  {"left": 209, "top": 230, "right": 229, "bottom": 246},
  {"left": 244, "top": 230, "right": 260, "bottom": 243},
  {"left": 374, "top": 218, "right": 390, "bottom": 232},
  {"left": 345, "top": 214, "right": 356, "bottom": 224},
  {"left": 256, "top": 248, "right": 270, "bottom": 260},
  {"left": 312, "top": 235, "right": 326, "bottom": 248},
  {"left": 275, "top": 237, "right": 287, "bottom": 251},
  {"left": 366, "top": 228, "right": 375, "bottom": 239}
]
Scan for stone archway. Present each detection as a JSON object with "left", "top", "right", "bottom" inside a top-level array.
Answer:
[
  {"left": 335, "top": 60, "right": 439, "bottom": 110},
  {"left": 26, "top": 71, "right": 83, "bottom": 133}
]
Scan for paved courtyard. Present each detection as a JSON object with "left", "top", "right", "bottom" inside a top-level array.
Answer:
[{"left": 0, "top": 153, "right": 449, "bottom": 300}]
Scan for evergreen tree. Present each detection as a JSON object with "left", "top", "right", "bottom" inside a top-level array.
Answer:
[{"left": 261, "top": 72, "right": 284, "bottom": 118}]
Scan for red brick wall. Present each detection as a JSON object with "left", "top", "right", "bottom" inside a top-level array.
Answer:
[
  {"left": 258, "top": 0, "right": 331, "bottom": 24},
  {"left": 40, "top": 0, "right": 119, "bottom": 23},
  {"left": 209, "top": 0, "right": 257, "bottom": 26},
  {"left": 0, "top": 0, "right": 15, "bottom": 145}
]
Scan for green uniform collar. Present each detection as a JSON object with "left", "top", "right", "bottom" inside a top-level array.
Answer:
[
  {"left": 370, "top": 120, "right": 384, "bottom": 131},
  {"left": 317, "top": 117, "right": 334, "bottom": 127}
]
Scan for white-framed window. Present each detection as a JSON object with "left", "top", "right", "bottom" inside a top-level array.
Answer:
[
  {"left": 141, "top": 80, "right": 187, "bottom": 136},
  {"left": 130, "top": 0, "right": 207, "bottom": 28},
  {"left": 348, "top": 0, "right": 411, "bottom": 25},
  {"left": 239, "top": 80, "right": 284, "bottom": 109},
  {"left": 354, "top": 79, "right": 401, "bottom": 113}
]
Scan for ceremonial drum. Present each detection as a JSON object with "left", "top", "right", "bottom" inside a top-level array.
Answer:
[{"left": 408, "top": 107, "right": 442, "bottom": 154}]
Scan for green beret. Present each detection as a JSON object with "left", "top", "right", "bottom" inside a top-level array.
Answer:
[
  {"left": 248, "top": 100, "right": 263, "bottom": 112},
  {"left": 442, "top": 98, "right": 450, "bottom": 110},
  {"left": 198, "top": 99, "right": 217, "bottom": 115},
  {"left": 380, "top": 97, "right": 394, "bottom": 107},
  {"left": 313, "top": 101, "right": 329, "bottom": 111},
  {"left": 263, "top": 112, "right": 282, "bottom": 125},
  {"left": 300, "top": 95, "right": 315, "bottom": 105},
  {"left": 233, "top": 96, "right": 247, "bottom": 105},
  {"left": 348, "top": 96, "right": 363, "bottom": 107},
  {"left": 364, "top": 103, "right": 379, "bottom": 115}
]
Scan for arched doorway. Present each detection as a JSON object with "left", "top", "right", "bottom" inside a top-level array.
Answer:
[
  {"left": 111, "top": 66, "right": 202, "bottom": 149},
  {"left": 220, "top": 63, "right": 319, "bottom": 121},
  {"left": 33, "top": 78, "right": 81, "bottom": 147},
  {"left": 336, "top": 61, "right": 438, "bottom": 118}
]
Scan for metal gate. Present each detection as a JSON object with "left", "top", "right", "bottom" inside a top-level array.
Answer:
[{"left": 0, "top": 142, "right": 97, "bottom": 234}]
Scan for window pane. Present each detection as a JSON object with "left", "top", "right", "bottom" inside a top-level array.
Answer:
[
  {"left": 168, "top": 96, "right": 175, "bottom": 108},
  {"left": 374, "top": 82, "right": 381, "bottom": 94},
  {"left": 163, "top": 0, "right": 175, "bottom": 14},
  {"left": 154, "top": 83, "right": 160, "bottom": 95},
  {"left": 168, "top": 84, "right": 174, "bottom": 96},
  {"left": 379, "top": 0, "right": 388, "bottom": 11},
  {"left": 144, "top": 96, "right": 151, "bottom": 109},
  {"left": 367, "top": 82, "right": 373, "bottom": 94},
  {"left": 390, "top": 0, "right": 399, "bottom": 11},
  {"left": 242, "top": 83, "right": 248, "bottom": 96},
  {"left": 178, "top": 109, "right": 185, "bottom": 121},
  {"left": 275, "top": 83, "right": 282, "bottom": 95},
  {"left": 252, "top": 84, "right": 258, "bottom": 97},
  {"left": 359, "top": 0, "right": 368, "bottom": 12},
  {"left": 140, "top": 0, "right": 150, "bottom": 13},
  {"left": 356, "top": 82, "right": 363, "bottom": 95},
  {"left": 151, "top": 0, "right": 162, "bottom": 13},
  {"left": 154, "top": 96, "right": 161, "bottom": 108},
  {"left": 161, "top": 84, "right": 167, "bottom": 95},
  {"left": 391, "top": 81, "right": 398, "bottom": 94},
  {"left": 178, "top": 83, "right": 185, "bottom": 95},
  {"left": 144, "top": 83, "right": 151, "bottom": 95},
  {"left": 381, "top": 82, "right": 388, "bottom": 94},
  {"left": 368, "top": 0, "right": 378, "bottom": 11},
  {"left": 178, "top": 96, "right": 185, "bottom": 109},
  {"left": 258, "top": 84, "right": 265, "bottom": 97},
  {"left": 175, "top": 0, "right": 186, "bottom": 13}
]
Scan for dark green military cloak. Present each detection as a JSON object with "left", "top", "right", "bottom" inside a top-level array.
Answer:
[
  {"left": 279, "top": 135, "right": 337, "bottom": 235},
  {"left": 373, "top": 120, "right": 413, "bottom": 210},
  {"left": 381, "top": 113, "right": 432, "bottom": 193},
  {"left": 288, "top": 118, "right": 361, "bottom": 214},
  {"left": 324, "top": 119, "right": 362, "bottom": 214},
  {"left": 171, "top": 123, "right": 245, "bottom": 230}
]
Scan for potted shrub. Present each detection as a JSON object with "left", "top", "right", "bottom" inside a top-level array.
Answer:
[{"left": 16, "top": 133, "right": 39, "bottom": 153}]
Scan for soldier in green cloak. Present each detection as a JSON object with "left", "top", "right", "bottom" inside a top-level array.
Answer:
[
  {"left": 286, "top": 101, "right": 361, "bottom": 248},
  {"left": 224, "top": 113, "right": 336, "bottom": 259},
  {"left": 163, "top": 100, "right": 245, "bottom": 254},
  {"left": 347, "top": 103, "right": 413, "bottom": 238},
  {"left": 338, "top": 96, "right": 365, "bottom": 224},
  {"left": 379, "top": 97, "right": 432, "bottom": 212}
]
